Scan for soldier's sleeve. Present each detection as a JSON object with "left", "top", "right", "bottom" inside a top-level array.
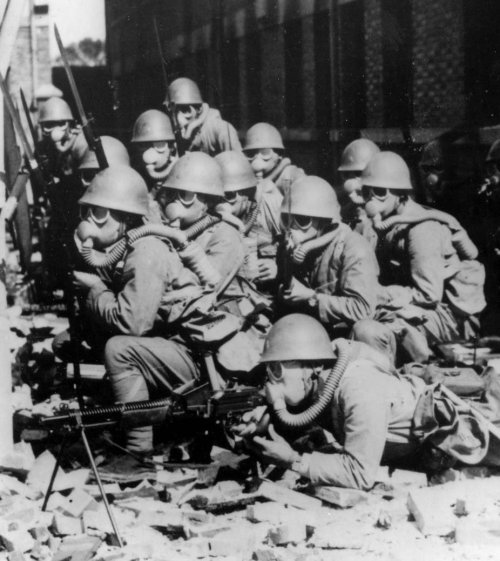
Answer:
[
  {"left": 407, "top": 221, "right": 446, "bottom": 307},
  {"left": 86, "top": 237, "right": 173, "bottom": 336},
  {"left": 316, "top": 233, "right": 378, "bottom": 325},
  {"left": 295, "top": 364, "right": 392, "bottom": 490}
]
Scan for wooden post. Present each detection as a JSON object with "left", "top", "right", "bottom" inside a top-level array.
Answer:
[{"left": 0, "top": 0, "right": 29, "bottom": 456}]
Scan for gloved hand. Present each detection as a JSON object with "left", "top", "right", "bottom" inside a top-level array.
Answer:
[{"left": 247, "top": 424, "right": 299, "bottom": 468}]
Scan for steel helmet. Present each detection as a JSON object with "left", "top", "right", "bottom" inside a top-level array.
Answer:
[
  {"left": 260, "top": 314, "right": 335, "bottom": 363},
  {"left": 163, "top": 152, "right": 224, "bottom": 197},
  {"left": 282, "top": 176, "right": 341, "bottom": 221},
  {"left": 361, "top": 151, "right": 413, "bottom": 190},
  {"left": 131, "top": 109, "right": 175, "bottom": 143},
  {"left": 79, "top": 136, "right": 130, "bottom": 170},
  {"left": 243, "top": 123, "right": 285, "bottom": 151},
  {"left": 79, "top": 165, "right": 149, "bottom": 216},
  {"left": 166, "top": 77, "right": 203, "bottom": 106},
  {"left": 35, "top": 84, "right": 63, "bottom": 101},
  {"left": 338, "top": 138, "right": 380, "bottom": 172},
  {"left": 215, "top": 151, "right": 257, "bottom": 192},
  {"left": 486, "top": 139, "right": 500, "bottom": 163},
  {"left": 38, "top": 97, "right": 74, "bottom": 123}
]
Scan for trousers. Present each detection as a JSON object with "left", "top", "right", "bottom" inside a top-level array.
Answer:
[{"left": 104, "top": 335, "right": 200, "bottom": 454}]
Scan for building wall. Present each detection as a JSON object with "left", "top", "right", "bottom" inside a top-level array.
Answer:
[{"left": 105, "top": 0, "right": 500, "bottom": 179}]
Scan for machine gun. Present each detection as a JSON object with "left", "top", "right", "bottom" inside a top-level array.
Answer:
[
  {"left": 153, "top": 17, "right": 185, "bottom": 157},
  {"left": 38, "top": 382, "right": 264, "bottom": 440},
  {"left": 54, "top": 25, "right": 108, "bottom": 170}
]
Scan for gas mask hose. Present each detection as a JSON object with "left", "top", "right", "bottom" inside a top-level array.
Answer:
[
  {"left": 365, "top": 201, "right": 478, "bottom": 260},
  {"left": 268, "top": 339, "right": 351, "bottom": 428}
]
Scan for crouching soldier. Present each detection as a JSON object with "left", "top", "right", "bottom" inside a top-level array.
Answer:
[
  {"left": 64, "top": 165, "right": 215, "bottom": 463},
  {"left": 236, "top": 314, "right": 496, "bottom": 490},
  {"left": 277, "top": 176, "right": 379, "bottom": 337},
  {"left": 215, "top": 150, "right": 282, "bottom": 288},
  {"left": 355, "top": 151, "right": 486, "bottom": 362},
  {"left": 243, "top": 123, "right": 304, "bottom": 195},
  {"left": 164, "top": 77, "right": 241, "bottom": 156},
  {"left": 130, "top": 109, "right": 178, "bottom": 222}
]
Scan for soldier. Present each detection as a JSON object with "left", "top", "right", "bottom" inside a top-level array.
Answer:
[
  {"left": 69, "top": 165, "right": 214, "bottom": 461},
  {"left": 355, "top": 151, "right": 486, "bottom": 362},
  {"left": 215, "top": 150, "right": 282, "bottom": 287},
  {"left": 38, "top": 97, "right": 88, "bottom": 287},
  {"left": 235, "top": 314, "right": 424, "bottom": 490},
  {"left": 160, "top": 152, "right": 245, "bottom": 286},
  {"left": 130, "top": 109, "right": 179, "bottom": 222},
  {"left": 164, "top": 77, "right": 241, "bottom": 156},
  {"left": 338, "top": 138, "right": 379, "bottom": 249},
  {"left": 277, "top": 176, "right": 379, "bottom": 337},
  {"left": 236, "top": 314, "right": 495, "bottom": 489},
  {"left": 243, "top": 123, "right": 304, "bottom": 195},
  {"left": 78, "top": 135, "right": 130, "bottom": 189}
]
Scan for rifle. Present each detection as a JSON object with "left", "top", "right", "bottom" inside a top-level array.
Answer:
[
  {"left": 0, "top": 72, "right": 48, "bottom": 221},
  {"left": 279, "top": 178, "right": 294, "bottom": 290},
  {"left": 54, "top": 25, "right": 108, "bottom": 170},
  {"left": 154, "top": 16, "right": 185, "bottom": 157}
]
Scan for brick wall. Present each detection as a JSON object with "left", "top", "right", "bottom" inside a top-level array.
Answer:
[
  {"left": 260, "top": 25, "right": 285, "bottom": 127},
  {"left": 302, "top": 14, "right": 316, "bottom": 130},
  {"left": 364, "top": 0, "right": 384, "bottom": 128},
  {"left": 413, "top": 0, "right": 465, "bottom": 127}
]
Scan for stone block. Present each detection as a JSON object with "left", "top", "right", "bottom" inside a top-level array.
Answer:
[
  {"left": 267, "top": 520, "right": 307, "bottom": 546},
  {"left": 407, "top": 486, "right": 457, "bottom": 536},
  {"left": 313, "top": 486, "right": 368, "bottom": 508},
  {"left": 64, "top": 489, "right": 98, "bottom": 518},
  {"left": 257, "top": 481, "right": 321, "bottom": 510},
  {"left": 51, "top": 514, "right": 84, "bottom": 536}
]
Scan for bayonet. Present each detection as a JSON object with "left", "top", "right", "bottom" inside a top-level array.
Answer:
[{"left": 54, "top": 24, "right": 108, "bottom": 169}]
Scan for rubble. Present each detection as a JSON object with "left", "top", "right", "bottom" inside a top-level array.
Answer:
[{"left": 1, "top": 304, "right": 500, "bottom": 560}]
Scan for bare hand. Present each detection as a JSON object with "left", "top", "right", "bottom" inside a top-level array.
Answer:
[
  {"left": 247, "top": 424, "right": 298, "bottom": 468},
  {"left": 232, "top": 405, "right": 270, "bottom": 437},
  {"left": 73, "top": 271, "right": 101, "bottom": 290},
  {"left": 257, "top": 260, "right": 277, "bottom": 281},
  {"left": 281, "top": 277, "right": 315, "bottom": 305}
]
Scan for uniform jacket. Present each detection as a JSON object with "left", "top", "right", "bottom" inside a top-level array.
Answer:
[
  {"left": 292, "top": 223, "right": 379, "bottom": 327},
  {"left": 86, "top": 236, "right": 201, "bottom": 337},
  {"left": 341, "top": 201, "right": 378, "bottom": 250},
  {"left": 377, "top": 200, "right": 485, "bottom": 316},
  {"left": 183, "top": 104, "right": 241, "bottom": 156},
  {"left": 247, "top": 179, "right": 282, "bottom": 259},
  {"left": 298, "top": 342, "right": 426, "bottom": 490}
]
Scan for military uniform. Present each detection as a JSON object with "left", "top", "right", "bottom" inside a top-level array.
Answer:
[
  {"left": 182, "top": 105, "right": 241, "bottom": 156},
  {"left": 283, "top": 223, "right": 379, "bottom": 333},
  {"left": 266, "top": 158, "right": 304, "bottom": 196}
]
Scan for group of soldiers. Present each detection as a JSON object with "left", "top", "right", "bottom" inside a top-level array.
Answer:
[{"left": 24, "top": 75, "right": 500, "bottom": 490}]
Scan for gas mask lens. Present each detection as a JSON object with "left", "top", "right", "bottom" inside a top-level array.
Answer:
[
  {"left": 244, "top": 148, "right": 274, "bottom": 162},
  {"left": 266, "top": 362, "right": 284, "bottom": 382},
  {"left": 176, "top": 190, "right": 197, "bottom": 206},
  {"left": 80, "top": 205, "right": 110, "bottom": 225},
  {"left": 224, "top": 191, "right": 239, "bottom": 204},
  {"left": 41, "top": 120, "right": 69, "bottom": 135},
  {"left": 362, "top": 186, "right": 389, "bottom": 201},
  {"left": 290, "top": 214, "right": 312, "bottom": 230}
]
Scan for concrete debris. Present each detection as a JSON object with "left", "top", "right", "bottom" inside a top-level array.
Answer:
[
  {"left": 313, "top": 485, "right": 368, "bottom": 508},
  {"left": 257, "top": 481, "right": 321, "bottom": 510}
]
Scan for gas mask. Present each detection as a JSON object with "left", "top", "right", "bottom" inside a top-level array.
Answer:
[
  {"left": 343, "top": 177, "right": 364, "bottom": 206},
  {"left": 224, "top": 188, "right": 255, "bottom": 219},
  {"left": 137, "top": 141, "right": 174, "bottom": 181},
  {"left": 175, "top": 104, "right": 201, "bottom": 132},
  {"left": 163, "top": 189, "right": 208, "bottom": 228},
  {"left": 284, "top": 214, "right": 323, "bottom": 249},
  {"left": 42, "top": 121, "right": 77, "bottom": 154},
  {"left": 265, "top": 361, "right": 315, "bottom": 408},
  {"left": 244, "top": 148, "right": 281, "bottom": 179},
  {"left": 76, "top": 205, "right": 127, "bottom": 250},
  {"left": 362, "top": 186, "right": 399, "bottom": 219},
  {"left": 79, "top": 169, "right": 98, "bottom": 189}
]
